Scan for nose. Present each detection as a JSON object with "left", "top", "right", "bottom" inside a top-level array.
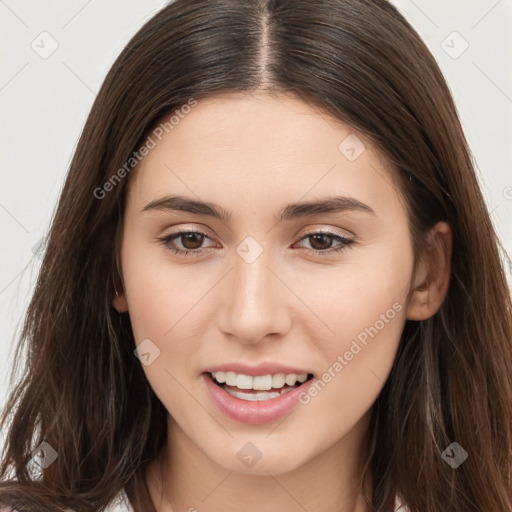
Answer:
[{"left": 216, "top": 245, "right": 292, "bottom": 345}]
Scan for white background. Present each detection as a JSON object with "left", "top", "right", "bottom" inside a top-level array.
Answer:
[{"left": 1, "top": 1, "right": 511, "bottom": 432}]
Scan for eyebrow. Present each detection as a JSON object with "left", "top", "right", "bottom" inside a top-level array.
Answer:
[{"left": 141, "top": 195, "right": 375, "bottom": 223}]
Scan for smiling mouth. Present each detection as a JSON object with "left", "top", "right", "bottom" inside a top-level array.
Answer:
[{"left": 208, "top": 371, "right": 315, "bottom": 401}]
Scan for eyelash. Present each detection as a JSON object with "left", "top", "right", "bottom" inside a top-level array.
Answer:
[{"left": 156, "top": 229, "right": 355, "bottom": 257}]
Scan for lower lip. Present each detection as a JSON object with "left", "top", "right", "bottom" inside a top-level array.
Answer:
[{"left": 202, "top": 373, "right": 314, "bottom": 425}]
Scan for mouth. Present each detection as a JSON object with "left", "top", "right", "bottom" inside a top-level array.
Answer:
[
  {"left": 201, "top": 363, "right": 316, "bottom": 424},
  {"left": 208, "top": 370, "right": 315, "bottom": 402}
]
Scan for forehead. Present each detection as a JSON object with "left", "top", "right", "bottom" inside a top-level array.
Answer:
[{"left": 127, "top": 92, "right": 404, "bottom": 220}]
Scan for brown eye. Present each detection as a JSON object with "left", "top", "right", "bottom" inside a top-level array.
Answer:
[
  {"left": 157, "top": 230, "right": 214, "bottom": 256},
  {"left": 157, "top": 229, "right": 355, "bottom": 258},
  {"left": 308, "top": 233, "right": 335, "bottom": 251},
  {"left": 179, "top": 232, "right": 206, "bottom": 250},
  {"left": 296, "top": 231, "right": 355, "bottom": 256}
]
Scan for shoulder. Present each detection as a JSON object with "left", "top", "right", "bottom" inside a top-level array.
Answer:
[
  {"left": 395, "top": 492, "right": 409, "bottom": 511},
  {"left": 104, "top": 488, "right": 134, "bottom": 512},
  {"left": 1, "top": 489, "right": 134, "bottom": 512}
]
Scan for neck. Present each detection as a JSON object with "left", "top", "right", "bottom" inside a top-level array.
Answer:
[{"left": 146, "top": 413, "right": 373, "bottom": 512}]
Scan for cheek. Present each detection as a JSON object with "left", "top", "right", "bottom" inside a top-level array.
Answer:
[
  {"left": 120, "top": 231, "right": 204, "bottom": 340},
  {"left": 304, "top": 237, "right": 412, "bottom": 351},
  {"left": 118, "top": 236, "right": 195, "bottom": 384},
  {"left": 119, "top": 242, "right": 206, "bottom": 419},
  {"left": 295, "top": 242, "right": 412, "bottom": 428},
  {"left": 122, "top": 221, "right": 413, "bottom": 366},
  {"left": 121, "top": 220, "right": 412, "bottom": 420}
]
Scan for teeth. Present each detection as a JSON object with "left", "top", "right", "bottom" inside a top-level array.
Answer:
[
  {"left": 254, "top": 375, "right": 272, "bottom": 390},
  {"left": 215, "top": 372, "right": 226, "bottom": 384},
  {"left": 225, "top": 371, "right": 237, "bottom": 386},
  {"left": 236, "top": 373, "right": 253, "bottom": 389},
  {"left": 211, "top": 371, "right": 309, "bottom": 390},
  {"left": 226, "top": 387, "right": 296, "bottom": 401},
  {"left": 272, "top": 373, "right": 286, "bottom": 389},
  {"left": 285, "top": 374, "right": 297, "bottom": 386}
]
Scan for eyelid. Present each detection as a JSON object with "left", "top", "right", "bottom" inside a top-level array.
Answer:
[
  {"left": 160, "top": 223, "right": 355, "bottom": 241},
  {"left": 156, "top": 226, "right": 356, "bottom": 256},
  {"left": 299, "top": 226, "right": 355, "bottom": 241}
]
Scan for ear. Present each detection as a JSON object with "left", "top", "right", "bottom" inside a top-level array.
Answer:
[
  {"left": 112, "top": 272, "right": 129, "bottom": 313},
  {"left": 113, "top": 291, "right": 129, "bottom": 313},
  {"left": 407, "top": 221, "right": 452, "bottom": 321}
]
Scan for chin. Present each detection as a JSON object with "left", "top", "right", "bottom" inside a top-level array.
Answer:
[{"left": 205, "top": 436, "right": 315, "bottom": 476}]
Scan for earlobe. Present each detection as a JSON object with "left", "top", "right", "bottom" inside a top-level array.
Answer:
[
  {"left": 113, "top": 293, "right": 129, "bottom": 312},
  {"left": 406, "top": 221, "right": 452, "bottom": 321},
  {"left": 112, "top": 273, "right": 129, "bottom": 312}
]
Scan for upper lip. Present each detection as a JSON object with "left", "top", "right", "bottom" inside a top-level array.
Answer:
[{"left": 204, "top": 362, "right": 312, "bottom": 377}]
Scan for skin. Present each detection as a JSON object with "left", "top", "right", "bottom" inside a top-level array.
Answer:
[{"left": 113, "top": 92, "right": 452, "bottom": 512}]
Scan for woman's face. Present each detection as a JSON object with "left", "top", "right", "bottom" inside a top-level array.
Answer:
[{"left": 115, "top": 92, "right": 419, "bottom": 475}]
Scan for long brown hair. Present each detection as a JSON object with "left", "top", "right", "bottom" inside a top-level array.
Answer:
[{"left": 1, "top": 1, "right": 511, "bottom": 510}]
